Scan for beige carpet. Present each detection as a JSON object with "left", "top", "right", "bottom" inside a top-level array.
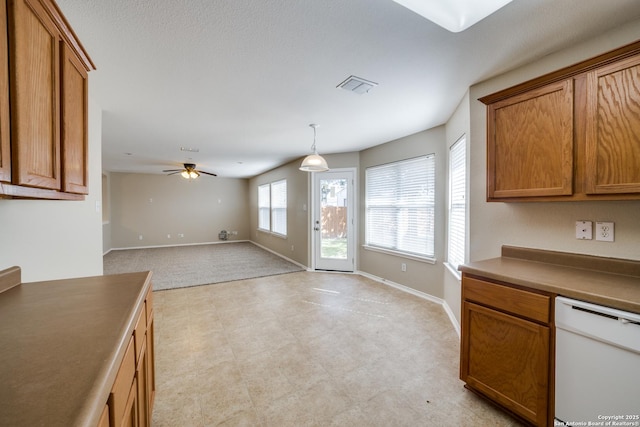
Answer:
[{"left": 104, "top": 242, "right": 304, "bottom": 291}]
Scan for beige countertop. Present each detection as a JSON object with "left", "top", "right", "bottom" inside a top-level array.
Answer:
[
  {"left": 0, "top": 269, "right": 152, "bottom": 427},
  {"left": 460, "top": 246, "right": 640, "bottom": 314}
]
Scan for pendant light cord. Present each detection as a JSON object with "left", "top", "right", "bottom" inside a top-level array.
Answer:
[{"left": 310, "top": 123, "right": 318, "bottom": 153}]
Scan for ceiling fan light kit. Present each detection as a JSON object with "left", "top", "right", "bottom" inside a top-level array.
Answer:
[
  {"left": 163, "top": 163, "right": 217, "bottom": 179},
  {"left": 181, "top": 170, "right": 199, "bottom": 179},
  {"left": 300, "top": 124, "right": 329, "bottom": 172}
]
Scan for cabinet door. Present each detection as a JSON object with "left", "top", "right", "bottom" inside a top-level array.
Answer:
[
  {"left": 0, "top": 2, "right": 10, "bottom": 183},
  {"left": 585, "top": 53, "right": 640, "bottom": 194},
  {"left": 487, "top": 80, "right": 574, "bottom": 199},
  {"left": 98, "top": 404, "right": 110, "bottom": 427},
  {"left": 461, "top": 301, "right": 549, "bottom": 426},
  {"left": 121, "top": 377, "right": 138, "bottom": 427},
  {"left": 136, "top": 338, "right": 149, "bottom": 427},
  {"left": 61, "top": 43, "right": 88, "bottom": 194},
  {"left": 145, "top": 315, "right": 155, "bottom": 416},
  {"left": 8, "top": 0, "right": 61, "bottom": 190},
  {"left": 110, "top": 338, "right": 136, "bottom": 427}
]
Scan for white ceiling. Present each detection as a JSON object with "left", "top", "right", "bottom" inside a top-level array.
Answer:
[{"left": 56, "top": 0, "right": 640, "bottom": 178}]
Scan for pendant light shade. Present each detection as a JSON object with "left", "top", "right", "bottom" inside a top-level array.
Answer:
[{"left": 300, "top": 124, "right": 329, "bottom": 172}]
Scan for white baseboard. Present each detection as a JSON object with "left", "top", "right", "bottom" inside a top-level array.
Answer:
[
  {"left": 249, "top": 241, "right": 309, "bottom": 270},
  {"left": 356, "top": 270, "right": 461, "bottom": 338},
  {"left": 108, "top": 240, "right": 249, "bottom": 252}
]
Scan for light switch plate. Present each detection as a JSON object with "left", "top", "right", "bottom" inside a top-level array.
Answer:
[
  {"left": 596, "top": 221, "right": 614, "bottom": 242},
  {"left": 575, "top": 221, "right": 593, "bottom": 240}
]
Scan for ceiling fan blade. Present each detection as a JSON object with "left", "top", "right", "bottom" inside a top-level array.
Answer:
[
  {"left": 162, "top": 169, "right": 182, "bottom": 172},
  {"left": 166, "top": 171, "right": 182, "bottom": 176},
  {"left": 199, "top": 171, "right": 217, "bottom": 177}
]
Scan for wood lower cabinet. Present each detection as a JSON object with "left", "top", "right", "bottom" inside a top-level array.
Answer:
[
  {"left": 146, "top": 301, "right": 156, "bottom": 413},
  {"left": 110, "top": 337, "right": 136, "bottom": 426},
  {"left": 460, "top": 274, "right": 553, "bottom": 426},
  {"left": 98, "top": 405, "right": 110, "bottom": 427},
  {"left": 107, "top": 288, "right": 155, "bottom": 427},
  {"left": 481, "top": 40, "right": 640, "bottom": 202}
]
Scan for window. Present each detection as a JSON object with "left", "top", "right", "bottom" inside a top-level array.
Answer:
[
  {"left": 448, "top": 136, "right": 466, "bottom": 270},
  {"left": 271, "top": 179, "right": 287, "bottom": 236},
  {"left": 258, "top": 184, "right": 270, "bottom": 231},
  {"left": 365, "top": 155, "right": 435, "bottom": 259},
  {"left": 257, "top": 179, "right": 287, "bottom": 236}
]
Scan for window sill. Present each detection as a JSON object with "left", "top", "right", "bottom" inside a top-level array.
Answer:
[
  {"left": 257, "top": 229, "right": 287, "bottom": 239},
  {"left": 362, "top": 245, "right": 436, "bottom": 264},
  {"left": 444, "top": 262, "right": 462, "bottom": 281}
]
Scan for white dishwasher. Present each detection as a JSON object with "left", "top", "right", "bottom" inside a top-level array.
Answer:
[{"left": 555, "top": 296, "right": 640, "bottom": 426}]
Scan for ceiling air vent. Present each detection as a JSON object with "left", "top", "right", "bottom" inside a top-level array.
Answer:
[{"left": 337, "top": 75, "right": 378, "bottom": 94}]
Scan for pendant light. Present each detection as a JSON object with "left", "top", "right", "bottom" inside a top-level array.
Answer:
[{"left": 299, "top": 124, "right": 329, "bottom": 172}]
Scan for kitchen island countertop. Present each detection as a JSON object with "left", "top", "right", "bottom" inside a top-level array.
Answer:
[{"left": 0, "top": 268, "right": 152, "bottom": 427}]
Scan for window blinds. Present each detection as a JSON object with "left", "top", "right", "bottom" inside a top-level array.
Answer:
[
  {"left": 258, "top": 184, "right": 270, "bottom": 231},
  {"left": 270, "top": 179, "right": 287, "bottom": 236},
  {"left": 365, "top": 155, "right": 435, "bottom": 258},
  {"left": 448, "top": 137, "right": 466, "bottom": 269}
]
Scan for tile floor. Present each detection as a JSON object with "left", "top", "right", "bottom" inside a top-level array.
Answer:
[{"left": 151, "top": 271, "right": 523, "bottom": 426}]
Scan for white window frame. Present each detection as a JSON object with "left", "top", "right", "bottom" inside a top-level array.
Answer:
[
  {"left": 364, "top": 155, "right": 436, "bottom": 262},
  {"left": 447, "top": 135, "right": 466, "bottom": 276},
  {"left": 257, "top": 179, "right": 287, "bottom": 237}
]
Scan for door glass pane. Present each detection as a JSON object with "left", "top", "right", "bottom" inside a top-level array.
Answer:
[{"left": 320, "top": 178, "right": 348, "bottom": 259}]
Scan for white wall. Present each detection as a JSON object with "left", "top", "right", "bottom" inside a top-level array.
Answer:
[
  {"left": 358, "top": 128, "right": 447, "bottom": 298},
  {"left": 0, "top": 99, "right": 104, "bottom": 282},
  {"left": 109, "top": 173, "right": 250, "bottom": 249},
  {"left": 249, "top": 158, "right": 312, "bottom": 267},
  {"left": 468, "top": 20, "right": 640, "bottom": 264}
]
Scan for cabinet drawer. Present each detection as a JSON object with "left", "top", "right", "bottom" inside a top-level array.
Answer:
[
  {"left": 463, "top": 276, "right": 550, "bottom": 324},
  {"left": 133, "top": 305, "right": 146, "bottom": 363},
  {"left": 97, "top": 404, "right": 109, "bottom": 427},
  {"left": 110, "top": 336, "right": 136, "bottom": 425},
  {"left": 145, "top": 287, "right": 153, "bottom": 323}
]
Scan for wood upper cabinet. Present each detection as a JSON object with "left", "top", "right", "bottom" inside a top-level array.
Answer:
[
  {"left": 487, "top": 80, "right": 574, "bottom": 199},
  {"left": 0, "top": 2, "right": 10, "bottom": 183},
  {"left": 482, "top": 40, "right": 640, "bottom": 202},
  {"left": 1, "top": 0, "right": 94, "bottom": 199},
  {"left": 585, "top": 53, "right": 640, "bottom": 195},
  {"left": 460, "top": 275, "right": 553, "bottom": 427},
  {"left": 8, "top": 0, "right": 61, "bottom": 191},
  {"left": 61, "top": 42, "right": 89, "bottom": 194}
]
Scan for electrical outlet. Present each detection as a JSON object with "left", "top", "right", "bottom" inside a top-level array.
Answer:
[
  {"left": 575, "top": 221, "right": 593, "bottom": 240},
  {"left": 401, "top": 263, "right": 407, "bottom": 272},
  {"left": 596, "top": 222, "right": 614, "bottom": 242},
  {"left": 139, "top": 235, "right": 143, "bottom": 240},
  {"left": 167, "top": 234, "right": 171, "bottom": 239}
]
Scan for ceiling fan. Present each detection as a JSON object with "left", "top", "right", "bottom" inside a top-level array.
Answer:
[{"left": 162, "top": 163, "right": 217, "bottom": 179}]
